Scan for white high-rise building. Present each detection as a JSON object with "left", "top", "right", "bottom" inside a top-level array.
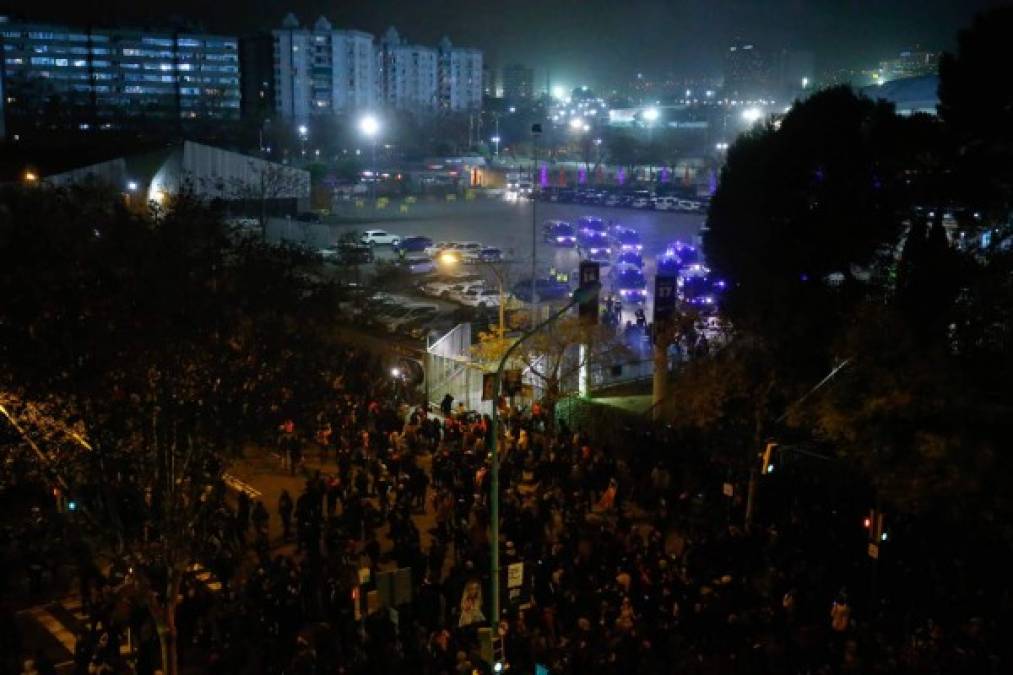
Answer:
[
  {"left": 377, "top": 27, "right": 438, "bottom": 113},
  {"left": 438, "top": 37, "right": 483, "bottom": 112},
  {"left": 272, "top": 14, "right": 376, "bottom": 123},
  {"left": 271, "top": 16, "right": 482, "bottom": 119}
]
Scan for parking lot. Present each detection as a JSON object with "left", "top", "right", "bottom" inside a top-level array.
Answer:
[{"left": 284, "top": 197, "right": 714, "bottom": 347}]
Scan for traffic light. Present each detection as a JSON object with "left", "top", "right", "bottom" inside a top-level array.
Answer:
[
  {"left": 760, "top": 442, "right": 778, "bottom": 475},
  {"left": 865, "top": 509, "right": 886, "bottom": 542}
]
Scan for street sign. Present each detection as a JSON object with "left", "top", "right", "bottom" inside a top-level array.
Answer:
[
  {"left": 507, "top": 562, "right": 524, "bottom": 588},
  {"left": 654, "top": 275, "right": 677, "bottom": 325},
  {"left": 867, "top": 543, "right": 880, "bottom": 560},
  {"left": 578, "top": 260, "right": 601, "bottom": 324},
  {"left": 722, "top": 482, "right": 734, "bottom": 497}
]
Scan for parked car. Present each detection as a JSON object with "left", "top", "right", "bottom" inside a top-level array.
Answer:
[
  {"left": 576, "top": 216, "right": 607, "bottom": 235},
  {"left": 580, "top": 231, "right": 611, "bottom": 256},
  {"left": 653, "top": 196, "right": 677, "bottom": 211},
  {"left": 543, "top": 220, "right": 577, "bottom": 246},
  {"left": 425, "top": 241, "right": 462, "bottom": 259},
  {"left": 613, "top": 263, "right": 647, "bottom": 302},
  {"left": 657, "top": 254, "right": 682, "bottom": 277},
  {"left": 361, "top": 229, "right": 401, "bottom": 246},
  {"left": 611, "top": 226, "right": 642, "bottom": 251},
  {"left": 317, "top": 245, "right": 340, "bottom": 261},
  {"left": 603, "top": 193, "right": 623, "bottom": 207},
  {"left": 630, "top": 191, "right": 653, "bottom": 208},
  {"left": 458, "top": 287, "right": 503, "bottom": 308},
  {"left": 511, "top": 278, "right": 571, "bottom": 303},
  {"left": 478, "top": 247, "right": 504, "bottom": 262},
  {"left": 616, "top": 250, "right": 644, "bottom": 268},
  {"left": 395, "top": 236, "right": 434, "bottom": 253},
  {"left": 457, "top": 242, "right": 485, "bottom": 261},
  {"left": 665, "top": 240, "right": 700, "bottom": 265},
  {"left": 400, "top": 255, "right": 436, "bottom": 275}
]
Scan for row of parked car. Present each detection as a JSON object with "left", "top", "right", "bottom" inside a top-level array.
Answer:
[{"left": 539, "top": 188, "right": 707, "bottom": 213}]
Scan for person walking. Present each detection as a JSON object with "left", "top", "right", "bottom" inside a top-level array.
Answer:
[
  {"left": 252, "top": 500, "right": 270, "bottom": 543},
  {"left": 440, "top": 393, "right": 454, "bottom": 417},
  {"left": 278, "top": 489, "right": 294, "bottom": 541}
]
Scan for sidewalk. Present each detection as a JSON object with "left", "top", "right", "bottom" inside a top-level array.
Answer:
[{"left": 229, "top": 444, "right": 446, "bottom": 569}]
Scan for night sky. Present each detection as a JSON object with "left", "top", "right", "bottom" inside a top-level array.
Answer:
[{"left": 3, "top": 0, "right": 1002, "bottom": 88}]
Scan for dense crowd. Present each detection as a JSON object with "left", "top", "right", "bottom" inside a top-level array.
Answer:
[{"left": 2, "top": 345, "right": 1007, "bottom": 675}]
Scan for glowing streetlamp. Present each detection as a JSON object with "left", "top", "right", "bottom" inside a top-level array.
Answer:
[
  {"left": 491, "top": 135, "right": 501, "bottom": 157},
  {"left": 741, "top": 107, "right": 763, "bottom": 124},
  {"left": 569, "top": 117, "right": 586, "bottom": 131},
  {"left": 23, "top": 170, "right": 38, "bottom": 184},
  {"left": 359, "top": 114, "right": 381, "bottom": 201}
]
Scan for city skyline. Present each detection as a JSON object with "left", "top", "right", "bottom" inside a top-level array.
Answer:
[{"left": 2, "top": 0, "right": 997, "bottom": 90}]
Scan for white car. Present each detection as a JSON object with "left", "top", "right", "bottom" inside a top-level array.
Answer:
[
  {"left": 422, "top": 278, "right": 481, "bottom": 298},
  {"left": 361, "top": 229, "right": 401, "bottom": 246},
  {"left": 378, "top": 304, "right": 439, "bottom": 332},
  {"left": 653, "top": 196, "right": 677, "bottom": 211},
  {"left": 425, "top": 241, "right": 464, "bottom": 258},
  {"left": 677, "top": 199, "right": 702, "bottom": 212},
  {"left": 458, "top": 287, "right": 503, "bottom": 308},
  {"left": 317, "top": 245, "right": 340, "bottom": 261},
  {"left": 631, "top": 196, "right": 652, "bottom": 209},
  {"left": 456, "top": 242, "right": 485, "bottom": 261},
  {"left": 448, "top": 282, "right": 487, "bottom": 303}
]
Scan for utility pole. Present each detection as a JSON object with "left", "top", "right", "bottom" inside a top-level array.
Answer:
[
  {"left": 489, "top": 284, "right": 599, "bottom": 631},
  {"left": 530, "top": 123, "right": 542, "bottom": 323},
  {"left": 651, "top": 275, "right": 677, "bottom": 421}
]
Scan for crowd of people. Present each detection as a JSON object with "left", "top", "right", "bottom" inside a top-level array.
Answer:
[{"left": 2, "top": 345, "right": 1007, "bottom": 675}]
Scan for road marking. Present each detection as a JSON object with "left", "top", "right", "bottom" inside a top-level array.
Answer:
[
  {"left": 24, "top": 606, "right": 76, "bottom": 653},
  {"left": 222, "top": 472, "right": 262, "bottom": 499}
]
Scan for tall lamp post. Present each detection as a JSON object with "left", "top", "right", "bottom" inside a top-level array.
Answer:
[
  {"left": 297, "top": 124, "right": 309, "bottom": 159},
  {"left": 359, "top": 114, "right": 381, "bottom": 202},
  {"left": 530, "top": 123, "right": 542, "bottom": 323},
  {"left": 488, "top": 282, "right": 600, "bottom": 632},
  {"left": 491, "top": 135, "right": 501, "bottom": 159}
]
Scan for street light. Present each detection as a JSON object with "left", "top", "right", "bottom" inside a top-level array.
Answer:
[
  {"left": 438, "top": 252, "right": 507, "bottom": 338},
  {"left": 741, "top": 107, "right": 762, "bottom": 123},
  {"left": 359, "top": 114, "right": 381, "bottom": 201},
  {"left": 569, "top": 117, "right": 585, "bottom": 131},
  {"left": 488, "top": 282, "right": 600, "bottom": 630},
  {"left": 491, "top": 135, "right": 501, "bottom": 158},
  {"left": 23, "top": 170, "right": 38, "bottom": 184}
]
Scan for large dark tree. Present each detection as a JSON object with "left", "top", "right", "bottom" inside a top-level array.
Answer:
[
  {"left": 704, "top": 86, "right": 936, "bottom": 375},
  {"left": 0, "top": 185, "right": 342, "bottom": 674},
  {"left": 939, "top": 5, "right": 1013, "bottom": 222}
]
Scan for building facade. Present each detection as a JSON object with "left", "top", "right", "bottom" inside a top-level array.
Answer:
[
  {"left": 501, "top": 63, "right": 534, "bottom": 104},
  {"left": 0, "top": 15, "right": 240, "bottom": 135},
  {"left": 437, "top": 37, "right": 482, "bottom": 112},
  {"left": 272, "top": 14, "right": 376, "bottom": 123},
  {"left": 377, "top": 27, "right": 438, "bottom": 113},
  {"left": 270, "top": 16, "right": 482, "bottom": 120}
]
